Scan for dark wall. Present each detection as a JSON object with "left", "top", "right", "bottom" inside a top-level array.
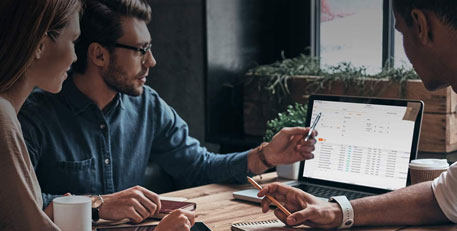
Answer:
[
  {"left": 206, "top": 0, "right": 312, "bottom": 151},
  {"left": 146, "top": 0, "right": 207, "bottom": 144},
  {"left": 145, "top": 0, "right": 311, "bottom": 152}
]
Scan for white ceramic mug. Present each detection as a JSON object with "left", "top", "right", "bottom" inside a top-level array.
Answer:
[
  {"left": 409, "top": 159, "right": 449, "bottom": 184},
  {"left": 53, "top": 196, "right": 92, "bottom": 231},
  {"left": 277, "top": 162, "right": 300, "bottom": 180}
]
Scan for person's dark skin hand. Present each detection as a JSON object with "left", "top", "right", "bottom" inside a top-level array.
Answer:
[
  {"left": 264, "top": 127, "right": 318, "bottom": 165},
  {"left": 155, "top": 209, "right": 195, "bottom": 231},
  {"left": 258, "top": 182, "right": 342, "bottom": 229},
  {"left": 99, "top": 186, "right": 161, "bottom": 223}
]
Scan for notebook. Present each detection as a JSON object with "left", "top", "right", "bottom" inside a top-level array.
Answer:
[
  {"left": 152, "top": 199, "right": 196, "bottom": 219},
  {"left": 231, "top": 220, "right": 402, "bottom": 231},
  {"left": 231, "top": 220, "right": 307, "bottom": 231},
  {"left": 96, "top": 221, "right": 211, "bottom": 231},
  {"left": 94, "top": 198, "right": 196, "bottom": 226},
  {"left": 234, "top": 94, "right": 423, "bottom": 202}
]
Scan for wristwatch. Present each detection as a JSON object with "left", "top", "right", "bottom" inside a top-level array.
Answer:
[
  {"left": 91, "top": 195, "right": 104, "bottom": 222},
  {"left": 328, "top": 195, "right": 354, "bottom": 229}
]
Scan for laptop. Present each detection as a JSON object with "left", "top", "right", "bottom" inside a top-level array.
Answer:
[{"left": 234, "top": 94, "right": 424, "bottom": 202}]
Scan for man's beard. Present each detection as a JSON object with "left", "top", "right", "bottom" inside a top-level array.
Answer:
[{"left": 101, "top": 58, "right": 144, "bottom": 96}]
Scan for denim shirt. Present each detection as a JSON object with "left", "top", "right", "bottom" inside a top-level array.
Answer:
[{"left": 18, "top": 79, "right": 249, "bottom": 208}]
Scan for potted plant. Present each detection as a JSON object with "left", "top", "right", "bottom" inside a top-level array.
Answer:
[
  {"left": 244, "top": 54, "right": 457, "bottom": 153},
  {"left": 264, "top": 103, "right": 308, "bottom": 179}
]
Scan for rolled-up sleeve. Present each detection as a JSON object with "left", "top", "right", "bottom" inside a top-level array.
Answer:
[{"left": 432, "top": 162, "right": 457, "bottom": 223}]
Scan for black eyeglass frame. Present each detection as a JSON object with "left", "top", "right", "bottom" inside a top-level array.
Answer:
[{"left": 113, "top": 43, "right": 152, "bottom": 55}]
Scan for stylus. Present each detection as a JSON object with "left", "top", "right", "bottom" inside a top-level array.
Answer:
[{"left": 304, "top": 112, "right": 321, "bottom": 142}]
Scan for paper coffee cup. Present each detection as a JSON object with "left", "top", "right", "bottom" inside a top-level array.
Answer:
[
  {"left": 409, "top": 159, "right": 449, "bottom": 185},
  {"left": 53, "top": 196, "right": 91, "bottom": 231}
]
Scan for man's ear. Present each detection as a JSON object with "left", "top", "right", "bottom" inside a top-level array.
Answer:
[
  {"left": 88, "top": 42, "right": 110, "bottom": 67},
  {"left": 411, "top": 9, "right": 433, "bottom": 45},
  {"left": 35, "top": 33, "right": 48, "bottom": 60}
]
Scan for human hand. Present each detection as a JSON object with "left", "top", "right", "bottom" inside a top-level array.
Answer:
[
  {"left": 258, "top": 183, "right": 342, "bottom": 229},
  {"left": 155, "top": 209, "right": 195, "bottom": 231},
  {"left": 99, "top": 186, "right": 161, "bottom": 223},
  {"left": 45, "top": 192, "right": 71, "bottom": 221},
  {"left": 263, "top": 127, "right": 317, "bottom": 166}
]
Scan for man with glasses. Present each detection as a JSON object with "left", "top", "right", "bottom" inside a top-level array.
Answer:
[{"left": 18, "top": 0, "right": 317, "bottom": 224}]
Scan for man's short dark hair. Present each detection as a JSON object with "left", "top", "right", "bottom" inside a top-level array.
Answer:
[
  {"left": 72, "top": 0, "right": 152, "bottom": 74},
  {"left": 393, "top": 0, "right": 457, "bottom": 30}
]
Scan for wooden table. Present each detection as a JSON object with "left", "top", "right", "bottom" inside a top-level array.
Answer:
[{"left": 160, "top": 172, "right": 457, "bottom": 231}]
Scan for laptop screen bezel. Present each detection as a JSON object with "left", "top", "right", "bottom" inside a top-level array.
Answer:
[{"left": 298, "top": 94, "right": 424, "bottom": 195}]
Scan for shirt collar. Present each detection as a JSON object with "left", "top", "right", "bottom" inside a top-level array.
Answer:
[{"left": 61, "top": 77, "right": 124, "bottom": 114}]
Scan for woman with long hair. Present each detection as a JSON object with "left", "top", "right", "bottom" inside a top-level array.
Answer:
[
  {"left": 0, "top": 0, "right": 196, "bottom": 229},
  {"left": 0, "top": 0, "right": 82, "bottom": 230}
]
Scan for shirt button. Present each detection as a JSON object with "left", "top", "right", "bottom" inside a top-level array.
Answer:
[
  {"left": 105, "top": 158, "right": 110, "bottom": 165},
  {"left": 100, "top": 124, "right": 106, "bottom": 129}
]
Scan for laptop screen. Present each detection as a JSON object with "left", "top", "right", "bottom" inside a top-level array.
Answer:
[{"left": 302, "top": 95, "right": 423, "bottom": 191}]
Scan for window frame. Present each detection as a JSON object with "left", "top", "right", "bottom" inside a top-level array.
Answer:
[{"left": 311, "top": 0, "right": 396, "bottom": 70}]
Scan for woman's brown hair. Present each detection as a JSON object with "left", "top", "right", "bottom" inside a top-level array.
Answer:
[{"left": 0, "top": 0, "right": 82, "bottom": 92}]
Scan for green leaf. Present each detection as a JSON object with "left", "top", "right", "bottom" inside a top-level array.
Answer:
[{"left": 264, "top": 103, "right": 308, "bottom": 142}]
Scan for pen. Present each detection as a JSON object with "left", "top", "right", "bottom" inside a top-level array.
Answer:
[
  {"left": 304, "top": 112, "right": 322, "bottom": 142},
  {"left": 246, "top": 177, "right": 292, "bottom": 216}
]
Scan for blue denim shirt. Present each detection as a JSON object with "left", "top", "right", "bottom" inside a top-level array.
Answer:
[{"left": 18, "top": 79, "right": 249, "bottom": 208}]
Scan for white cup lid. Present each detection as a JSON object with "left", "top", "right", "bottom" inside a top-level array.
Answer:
[
  {"left": 409, "top": 159, "right": 449, "bottom": 170},
  {"left": 53, "top": 196, "right": 91, "bottom": 205}
]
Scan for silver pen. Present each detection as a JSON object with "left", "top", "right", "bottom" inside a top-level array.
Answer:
[{"left": 304, "top": 112, "right": 322, "bottom": 142}]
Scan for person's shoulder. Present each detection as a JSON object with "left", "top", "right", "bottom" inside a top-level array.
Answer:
[
  {"left": 142, "top": 86, "right": 171, "bottom": 109},
  {"left": 142, "top": 85, "right": 160, "bottom": 98},
  {"left": 22, "top": 88, "right": 56, "bottom": 109},
  {"left": 0, "top": 98, "right": 16, "bottom": 121},
  {"left": 0, "top": 97, "right": 13, "bottom": 109},
  {"left": 19, "top": 88, "right": 58, "bottom": 123},
  {"left": 0, "top": 98, "right": 20, "bottom": 131},
  {"left": 123, "top": 86, "right": 163, "bottom": 106},
  {"left": 0, "top": 99, "right": 25, "bottom": 162},
  {"left": 120, "top": 86, "right": 174, "bottom": 119}
]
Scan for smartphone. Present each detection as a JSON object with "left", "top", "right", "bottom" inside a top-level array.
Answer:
[
  {"left": 95, "top": 222, "right": 211, "bottom": 231},
  {"left": 192, "top": 222, "right": 211, "bottom": 231}
]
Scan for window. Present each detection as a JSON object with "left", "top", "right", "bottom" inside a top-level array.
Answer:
[
  {"left": 394, "top": 30, "right": 413, "bottom": 69},
  {"left": 313, "top": 0, "right": 412, "bottom": 74}
]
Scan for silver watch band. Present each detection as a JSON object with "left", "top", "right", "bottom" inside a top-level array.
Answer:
[{"left": 329, "top": 195, "right": 354, "bottom": 229}]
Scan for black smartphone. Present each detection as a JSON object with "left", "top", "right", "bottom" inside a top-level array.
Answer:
[
  {"left": 95, "top": 222, "right": 211, "bottom": 231},
  {"left": 191, "top": 222, "right": 211, "bottom": 231}
]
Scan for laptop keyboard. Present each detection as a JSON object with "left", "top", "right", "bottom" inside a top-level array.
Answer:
[{"left": 293, "top": 184, "right": 371, "bottom": 200}]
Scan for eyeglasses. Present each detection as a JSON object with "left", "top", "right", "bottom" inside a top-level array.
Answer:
[{"left": 114, "top": 43, "right": 152, "bottom": 64}]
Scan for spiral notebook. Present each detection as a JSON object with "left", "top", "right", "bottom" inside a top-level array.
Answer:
[{"left": 231, "top": 220, "right": 308, "bottom": 231}]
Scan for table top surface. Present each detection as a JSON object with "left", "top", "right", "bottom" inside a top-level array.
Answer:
[
  {"left": 160, "top": 172, "right": 457, "bottom": 231},
  {"left": 96, "top": 172, "right": 457, "bottom": 231}
]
